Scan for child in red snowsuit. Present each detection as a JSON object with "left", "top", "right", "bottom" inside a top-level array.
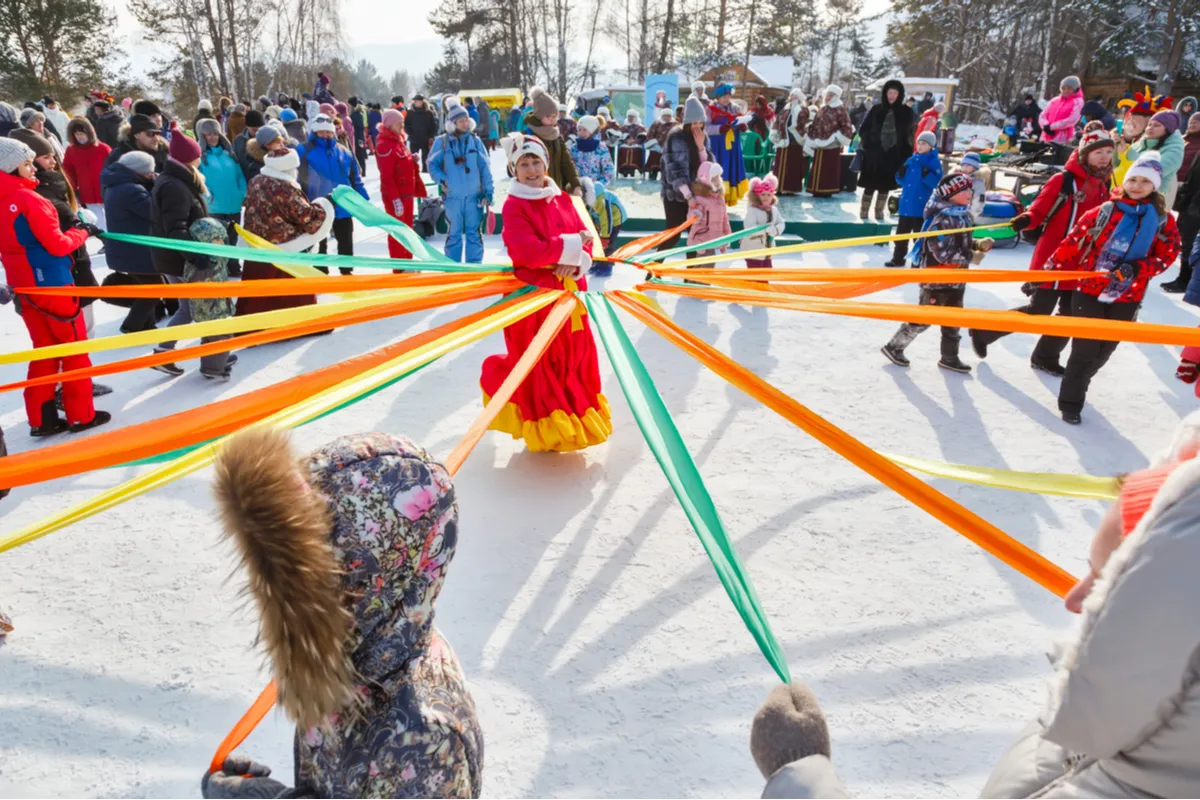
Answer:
[
  {"left": 0, "top": 139, "right": 110, "bottom": 436},
  {"left": 375, "top": 108, "right": 427, "bottom": 262}
]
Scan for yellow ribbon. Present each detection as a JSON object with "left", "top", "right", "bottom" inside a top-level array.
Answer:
[{"left": 883, "top": 452, "right": 1119, "bottom": 500}]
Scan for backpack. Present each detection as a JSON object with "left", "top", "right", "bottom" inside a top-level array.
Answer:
[{"left": 414, "top": 196, "right": 444, "bottom": 238}]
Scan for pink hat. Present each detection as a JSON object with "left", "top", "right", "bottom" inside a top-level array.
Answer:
[
  {"left": 334, "top": 102, "right": 349, "bottom": 117},
  {"left": 381, "top": 108, "right": 404, "bottom": 130},
  {"left": 168, "top": 131, "right": 202, "bottom": 164},
  {"left": 319, "top": 103, "right": 336, "bottom": 116},
  {"left": 750, "top": 174, "right": 778, "bottom": 195}
]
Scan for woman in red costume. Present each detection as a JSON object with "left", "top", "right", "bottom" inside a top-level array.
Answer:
[{"left": 481, "top": 135, "right": 612, "bottom": 452}]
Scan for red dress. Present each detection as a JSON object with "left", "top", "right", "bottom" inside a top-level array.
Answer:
[
  {"left": 481, "top": 182, "right": 612, "bottom": 452},
  {"left": 375, "top": 126, "right": 427, "bottom": 260}
]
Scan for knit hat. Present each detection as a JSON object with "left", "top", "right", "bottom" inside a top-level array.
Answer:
[
  {"left": 597, "top": 106, "right": 611, "bottom": 118},
  {"left": 19, "top": 108, "right": 45, "bottom": 127},
  {"left": 916, "top": 131, "right": 938, "bottom": 149},
  {"left": 683, "top": 96, "right": 706, "bottom": 125},
  {"left": 9, "top": 128, "right": 54, "bottom": 159},
  {"left": 445, "top": 103, "right": 470, "bottom": 130},
  {"left": 558, "top": 103, "right": 568, "bottom": 113},
  {"left": 244, "top": 109, "right": 265, "bottom": 128},
  {"left": 1125, "top": 150, "right": 1164, "bottom": 190},
  {"left": 198, "top": 98, "right": 213, "bottom": 112},
  {"left": 505, "top": 133, "right": 548, "bottom": 168},
  {"left": 1077, "top": 120, "right": 1115, "bottom": 156},
  {"left": 530, "top": 87, "right": 559, "bottom": 119},
  {"left": 266, "top": 105, "right": 283, "bottom": 120},
  {"left": 1060, "top": 75, "right": 1081, "bottom": 91},
  {"left": 169, "top": 131, "right": 202, "bottom": 163},
  {"left": 133, "top": 99, "right": 161, "bottom": 117},
  {"left": 195, "top": 118, "right": 222, "bottom": 137},
  {"left": 118, "top": 149, "right": 156, "bottom": 175},
  {"left": 128, "top": 113, "right": 159, "bottom": 136},
  {"left": 935, "top": 172, "right": 974, "bottom": 200},
  {"left": 319, "top": 103, "right": 335, "bottom": 116},
  {"left": 933, "top": 102, "right": 946, "bottom": 113},
  {"left": 255, "top": 125, "right": 283, "bottom": 148},
  {"left": 713, "top": 83, "right": 734, "bottom": 99},
  {"left": 1151, "top": 109, "right": 1181, "bottom": 135},
  {"left": 578, "top": 114, "right": 600, "bottom": 135},
  {"left": 959, "top": 151, "right": 982, "bottom": 171},
  {"left": 310, "top": 114, "right": 336, "bottom": 135},
  {"left": 334, "top": 102, "right": 349, "bottom": 118},
  {"left": 381, "top": 108, "right": 403, "bottom": 130},
  {"left": 0, "top": 137, "right": 35, "bottom": 173},
  {"left": 749, "top": 174, "right": 778, "bottom": 195}
]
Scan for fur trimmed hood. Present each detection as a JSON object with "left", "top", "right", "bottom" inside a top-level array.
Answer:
[{"left": 66, "top": 117, "right": 97, "bottom": 144}]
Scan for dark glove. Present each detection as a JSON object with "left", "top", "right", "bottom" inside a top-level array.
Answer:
[
  {"left": 1111, "top": 261, "right": 1137, "bottom": 283},
  {"left": 78, "top": 222, "right": 104, "bottom": 238},
  {"left": 201, "top": 756, "right": 287, "bottom": 799},
  {"left": 1020, "top": 281, "right": 1036, "bottom": 297},
  {"left": 1010, "top": 214, "right": 1033, "bottom": 232},
  {"left": 190, "top": 254, "right": 212, "bottom": 273}
]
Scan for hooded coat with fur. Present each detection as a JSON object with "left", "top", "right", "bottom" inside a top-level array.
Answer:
[
  {"left": 981, "top": 409, "right": 1200, "bottom": 798},
  {"left": 214, "top": 429, "right": 483, "bottom": 798},
  {"left": 62, "top": 118, "right": 111, "bottom": 205},
  {"left": 857, "top": 79, "right": 916, "bottom": 191}
]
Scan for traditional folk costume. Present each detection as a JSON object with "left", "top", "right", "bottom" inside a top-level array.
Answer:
[
  {"left": 805, "top": 86, "right": 854, "bottom": 198},
  {"left": 481, "top": 136, "right": 612, "bottom": 452},
  {"left": 771, "top": 88, "right": 810, "bottom": 195},
  {"left": 705, "top": 84, "right": 750, "bottom": 206}
]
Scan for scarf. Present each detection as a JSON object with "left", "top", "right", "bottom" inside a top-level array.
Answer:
[
  {"left": 507, "top": 176, "right": 561, "bottom": 201},
  {"left": 909, "top": 203, "right": 973, "bottom": 266},
  {"left": 530, "top": 122, "right": 560, "bottom": 141},
  {"left": 881, "top": 109, "right": 898, "bottom": 152},
  {"left": 1095, "top": 199, "right": 1159, "bottom": 301},
  {"left": 575, "top": 135, "right": 600, "bottom": 152},
  {"left": 261, "top": 149, "right": 301, "bottom": 187},
  {"left": 709, "top": 103, "right": 740, "bottom": 149}
]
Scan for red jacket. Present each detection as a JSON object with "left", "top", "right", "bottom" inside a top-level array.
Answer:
[
  {"left": 1026, "top": 151, "right": 1112, "bottom": 291},
  {"left": 0, "top": 170, "right": 89, "bottom": 293},
  {"left": 1049, "top": 192, "right": 1181, "bottom": 303},
  {"left": 375, "top": 126, "right": 426, "bottom": 211},
  {"left": 63, "top": 140, "right": 112, "bottom": 205},
  {"left": 501, "top": 181, "right": 593, "bottom": 290}
]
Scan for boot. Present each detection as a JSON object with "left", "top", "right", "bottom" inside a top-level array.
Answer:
[
  {"left": 1162, "top": 265, "right": 1192, "bottom": 293},
  {"left": 1030, "top": 357, "right": 1066, "bottom": 377},
  {"left": 874, "top": 191, "right": 888, "bottom": 223},
  {"left": 970, "top": 330, "right": 988, "bottom": 359},
  {"left": 31, "top": 400, "right": 69, "bottom": 437},
  {"left": 859, "top": 192, "right": 872, "bottom": 221},
  {"left": 69, "top": 410, "right": 111, "bottom": 433},
  {"left": 881, "top": 343, "right": 910, "bottom": 367},
  {"left": 938, "top": 333, "right": 971, "bottom": 373}
]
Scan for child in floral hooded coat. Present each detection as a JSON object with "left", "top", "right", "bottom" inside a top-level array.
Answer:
[{"left": 204, "top": 428, "right": 483, "bottom": 799}]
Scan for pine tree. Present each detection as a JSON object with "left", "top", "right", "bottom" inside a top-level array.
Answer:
[{"left": 0, "top": 0, "right": 120, "bottom": 101}]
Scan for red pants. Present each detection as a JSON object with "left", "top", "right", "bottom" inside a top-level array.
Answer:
[
  {"left": 20, "top": 299, "right": 94, "bottom": 426},
  {"left": 384, "top": 195, "right": 416, "bottom": 263}
]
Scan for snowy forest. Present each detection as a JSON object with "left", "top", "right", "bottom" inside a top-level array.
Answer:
[{"left": 0, "top": 0, "right": 1198, "bottom": 117}]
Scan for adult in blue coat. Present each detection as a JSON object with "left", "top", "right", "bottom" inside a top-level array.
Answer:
[
  {"left": 885, "top": 131, "right": 943, "bottom": 266},
  {"left": 295, "top": 114, "right": 370, "bottom": 274},
  {"left": 101, "top": 151, "right": 166, "bottom": 332},
  {"left": 427, "top": 104, "right": 493, "bottom": 263},
  {"left": 196, "top": 118, "right": 247, "bottom": 276}
]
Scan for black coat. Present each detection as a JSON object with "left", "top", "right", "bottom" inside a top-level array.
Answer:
[
  {"left": 92, "top": 109, "right": 125, "bottom": 149},
  {"left": 404, "top": 106, "right": 438, "bottom": 149},
  {"left": 857, "top": 79, "right": 915, "bottom": 191},
  {"left": 149, "top": 159, "right": 209, "bottom": 277},
  {"left": 101, "top": 161, "right": 158, "bottom": 275},
  {"left": 104, "top": 138, "right": 169, "bottom": 173},
  {"left": 1010, "top": 100, "right": 1042, "bottom": 138}
]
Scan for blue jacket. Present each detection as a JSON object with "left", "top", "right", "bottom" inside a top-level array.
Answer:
[
  {"left": 895, "top": 149, "right": 943, "bottom": 218},
  {"left": 367, "top": 109, "right": 382, "bottom": 140},
  {"left": 295, "top": 136, "right": 370, "bottom": 219},
  {"left": 198, "top": 142, "right": 247, "bottom": 215},
  {"left": 508, "top": 107, "right": 523, "bottom": 134},
  {"left": 100, "top": 161, "right": 157, "bottom": 274},
  {"left": 427, "top": 131, "right": 493, "bottom": 202}
]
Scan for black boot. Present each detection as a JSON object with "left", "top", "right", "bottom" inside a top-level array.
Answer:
[
  {"left": 881, "top": 343, "right": 910, "bottom": 366},
  {"left": 938, "top": 333, "right": 971, "bottom": 373},
  {"left": 1162, "top": 275, "right": 1191, "bottom": 293},
  {"left": 31, "top": 400, "right": 69, "bottom": 437},
  {"left": 970, "top": 330, "right": 988, "bottom": 359},
  {"left": 69, "top": 410, "right": 112, "bottom": 433},
  {"left": 1031, "top": 357, "right": 1066, "bottom": 377}
]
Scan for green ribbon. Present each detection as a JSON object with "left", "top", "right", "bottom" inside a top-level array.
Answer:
[
  {"left": 631, "top": 224, "right": 772, "bottom": 264},
  {"left": 332, "top": 187, "right": 458, "bottom": 264},
  {"left": 101, "top": 231, "right": 511, "bottom": 274},
  {"left": 582, "top": 292, "right": 791, "bottom": 682},
  {"left": 116, "top": 285, "right": 538, "bottom": 468}
]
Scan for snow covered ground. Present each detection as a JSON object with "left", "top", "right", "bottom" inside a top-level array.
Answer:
[{"left": 2, "top": 159, "right": 1198, "bottom": 798}]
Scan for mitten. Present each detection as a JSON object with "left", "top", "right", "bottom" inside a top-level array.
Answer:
[
  {"left": 391, "top": 198, "right": 404, "bottom": 216},
  {"left": 201, "top": 756, "right": 287, "bottom": 799},
  {"left": 1178, "top": 360, "right": 1199, "bottom": 384},
  {"left": 78, "top": 222, "right": 104, "bottom": 238},
  {"left": 1010, "top": 214, "right": 1032, "bottom": 232},
  {"left": 750, "top": 681, "right": 831, "bottom": 779}
]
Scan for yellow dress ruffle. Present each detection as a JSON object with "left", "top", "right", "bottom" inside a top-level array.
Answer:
[
  {"left": 484, "top": 392, "right": 613, "bottom": 453},
  {"left": 725, "top": 177, "right": 749, "bottom": 206}
]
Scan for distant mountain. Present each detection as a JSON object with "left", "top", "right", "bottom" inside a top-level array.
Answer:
[{"left": 353, "top": 40, "right": 443, "bottom": 86}]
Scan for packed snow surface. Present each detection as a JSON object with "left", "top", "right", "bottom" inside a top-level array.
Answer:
[{"left": 2, "top": 157, "right": 1195, "bottom": 797}]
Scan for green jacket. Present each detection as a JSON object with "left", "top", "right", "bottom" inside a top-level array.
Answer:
[
  {"left": 524, "top": 111, "right": 580, "bottom": 193},
  {"left": 1128, "top": 129, "right": 1186, "bottom": 193}
]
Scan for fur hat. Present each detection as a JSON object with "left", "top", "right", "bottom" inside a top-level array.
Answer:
[
  {"left": 0, "top": 137, "right": 35, "bottom": 173},
  {"left": 683, "top": 96, "right": 706, "bottom": 125},
  {"left": 128, "top": 113, "right": 159, "bottom": 136},
  {"left": 916, "top": 131, "right": 938, "bottom": 149},
  {"left": 750, "top": 682, "right": 832, "bottom": 779},
  {"left": 578, "top": 114, "right": 601, "bottom": 135},
  {"left": 935, "top": 172, "right": 974, "bottom": 200},
  {"left": 309, "top": 114, "right": 336, "bottom": 135},
  {"left": 789, "top": 88, "right": 806, "bottom": 103},
  {"left": 692, "top": 81, "right": 705, "bottom": 94},
  {"left": 959, "top": 151, "right": 982, "bottom": 171},
  {"left": 597, "top": 106, "right": 611, "bottom": 118},
  {"left": 824, "top": 85, "right": 843, "bottom": 98},
  {"left": 1151, "top": 109, "right": 1182, "bottom": 135},
  {"left": 530, "top": 86, "right": 559, "bottom": 119},
  {"left": 118, "top": 149, "right": 156, "bottom": 175},
  {"left": 168, "top": 131, "right": 202, "bottom": 163},
  {"left": 244, "top": 109, "right": 266, "bottom": 128},
  {"left": 1125, "top": 150, "right": 1164, "bottom": 190},
  {"left": 195, "top": 117, "right": 222, "bottom": 137},
  {"left": 197, "top": 98, "right": 213, "bottom": 112},
  {"left": 697, "top": 160, "right": 723, "bottom": 189},
  {"left": 504, "top": 133, "right": 549, "bottom": 168},
  {"left": 255, "top": 125, "right": 283, "bottom": 148},
  {"left": 580, "top": 175, "right": 596, "bottom": 206},
  {"left": 1077, "top": 120, "right": 1115, "bottom": 156},
  {"left": 9, "top": 128, "right": 54, "bottom": 159}
]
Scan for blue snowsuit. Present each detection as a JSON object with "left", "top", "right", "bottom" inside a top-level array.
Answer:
[
  {"left": 896, "top": 149, "right": 943, "bottom": 217},
  {"left": 294, "top": 135, "right": 370, "bottom": 218},
  {"left": 427, "top": 130, "right": 493, "bottom": 263}
]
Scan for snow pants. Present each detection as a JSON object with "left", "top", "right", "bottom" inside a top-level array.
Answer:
[
  {"left": 1059, "top": 292, "right": 1139, "bottom": 415},
  {"left": 444, "top": 194, "right": 484, "bottom": 263},
  {"left": 970, "top": 287, "right": 1073, "bottom": 364},
  {"left": 19, "top": 299, "right": 95, "bottom": 427},
  {"left": 887, "top": 286, "right": 965, "bottom": 359}
]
